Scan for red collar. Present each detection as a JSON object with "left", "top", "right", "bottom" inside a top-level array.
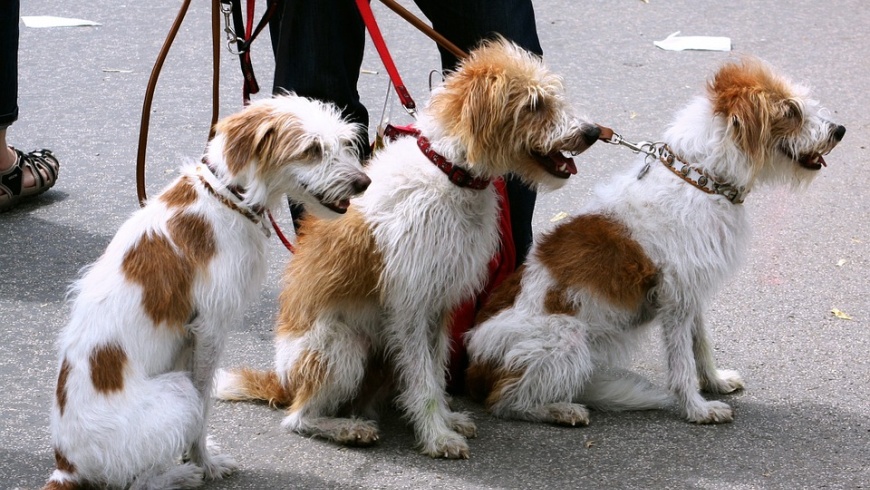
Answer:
[{"left": 383, "top": 124, "right": 491, "bottom": 190}]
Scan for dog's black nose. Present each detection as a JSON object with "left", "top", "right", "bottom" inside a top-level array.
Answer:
[
  {"left": 583, "top": 125, "right": 601, "bottom": 145},
  {"left": 833, "top": 125, "right": 846, "bottom": 142},
  {"left": 353, "top": 174, "right": 372, "bottom": 194}
]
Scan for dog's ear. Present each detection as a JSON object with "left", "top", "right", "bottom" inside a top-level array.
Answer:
[
  {"left": 709, "top": 58, "right": 788, "bottom": 164},
  {"left": 458, "top": 73, "right": 509, "bottom": 163},
  {"left": 216, "top": 102, "right": 311, "bottom": 175},
  {"left": 216, "top": 103, "right": 279, "bottom": 175}
]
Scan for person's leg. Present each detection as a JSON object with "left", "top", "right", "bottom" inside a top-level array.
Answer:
[
  {"left": 414, "top": 0, "right": 542, "bottom": 266},
  {"left": 0, "top": 0, "right": 20, "bottom": 133},
  {"left": 0, "top": 0, "right": 60, "bottom": 210},
  {"left": 270, "top": 0, "right": 370, "bottom": 229}
]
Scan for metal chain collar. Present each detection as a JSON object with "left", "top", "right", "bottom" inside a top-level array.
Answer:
[{"left": 602, "top": 130, "right": 748, "bottom": 204}]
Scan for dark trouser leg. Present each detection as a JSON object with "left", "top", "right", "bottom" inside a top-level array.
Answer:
[
  {"left": 0, "top": 0, "right": 20, "bottom": 128},
  {"left": 270, "top": 0, "right": 369, "bottom": 229}
]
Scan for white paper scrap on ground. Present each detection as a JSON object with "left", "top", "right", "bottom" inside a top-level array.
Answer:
[
  {"left": 654, "top": 31, "right": 731, "bottom": 52},
  {"left": 21, "top": 16, "right": 102, "bottom": 28}
]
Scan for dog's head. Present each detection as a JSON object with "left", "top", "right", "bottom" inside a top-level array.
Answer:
[
  {"left": 426, "top": 38, "right": 600, "bottom": 189},
  {"left": 708, "top": 58, "right": 845, "bottom": 188},
  {"left": 210, "top": 95, "right": 370, "bottom": 217}
]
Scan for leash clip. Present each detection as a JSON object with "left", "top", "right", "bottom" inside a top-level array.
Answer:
[
  {"left": 220, "top": 1, "right": 245, "bottom": 55},
  {"left": 603, "top": 130, "right": 657, "bottom": 156}
]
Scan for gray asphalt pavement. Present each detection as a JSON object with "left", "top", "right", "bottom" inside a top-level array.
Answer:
[{"left": 1, "top": 1, "right": 868, "bottom": 489}]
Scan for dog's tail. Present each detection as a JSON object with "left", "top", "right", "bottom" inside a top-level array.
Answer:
[
  {"left": 43, "top": 451, "right": 86, "bottom": 490},
  {"left": 579, "top": 369, "right": 673, "bottom": 411},
  {"left": 214, "top": 368, "right": 294, "bottom": 409}
]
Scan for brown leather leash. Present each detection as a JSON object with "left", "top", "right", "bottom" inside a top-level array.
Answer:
[{"left": 136, "top": 0, "right": 277, "bottom": 207}]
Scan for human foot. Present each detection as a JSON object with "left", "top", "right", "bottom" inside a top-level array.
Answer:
[{"left": 0, "top": 147, "right": 60, "bottom": 211}]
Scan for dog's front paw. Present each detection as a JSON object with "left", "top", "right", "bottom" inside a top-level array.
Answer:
[
  {"left": 200, "top": 452, "right": 238, "bottom": 480},
  {"left": 702, "top": 369, "right": 745, "bottom": 394},
  {"left": 686, "top": 400, "right": 734, "bottom": 424},
  {"left": 333, "top": 419, "right": 380, "bottom": 446},
  {"left": 447, "top": 411, "right": 477, "bottom": 439},
  {"left": 546, "top": 402, "right": 590, "bottom": 427},
  {"left": 422, "top": 432, "right": 470, "bottom": 460}
]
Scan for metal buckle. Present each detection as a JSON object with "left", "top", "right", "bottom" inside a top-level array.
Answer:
[
  {"left": 449, "top": 167, "right": 470, "bottom": 187},
  {"left": 220, "top": 1, "right": 246, "bottom": 55}
]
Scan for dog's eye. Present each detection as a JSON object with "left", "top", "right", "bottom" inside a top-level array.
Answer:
[
  {"left": 783, "top": 100, "right": 802, "bottom": 120},
  {"left": 303, "top": 144, "right": 323, "bottom": 160}
]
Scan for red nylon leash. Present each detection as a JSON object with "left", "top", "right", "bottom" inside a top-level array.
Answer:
[
  {"left": 268, "top": 211, "right": 297, "bottom": 254},
  {"left": 355, "top": 0, "right": 417, "bottom": 114}
]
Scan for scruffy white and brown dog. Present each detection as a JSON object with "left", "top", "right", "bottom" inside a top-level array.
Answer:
[
  {"left": 464, "top": 58, "right": 845, "bottom": 426},
  {"left": 215, "top": 39, "right": 601, "bottom": 459},
  {"left": 44, "top": 95, "right": 369, "bottom": 490}
]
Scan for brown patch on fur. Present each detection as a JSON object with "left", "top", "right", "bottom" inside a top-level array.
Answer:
[
  {"left": 465, "top": 360, "right": 524, "bottom": 409},
  {"left": 54, "top": 448, "right": 76, "bottom": 473},
  {"left": 709, "top": 58, "right": 800, "bottom": 166},
  {"left": 122, "top": 232, "right": 192, "bottom": 329},
  {"left": 167, "top": 213, "right": 217, "bottom": 267},
  {"left": 159, "top": 176, "right": 198, "bottom": 208},
  {"left": 122, "top": 212, "right": 215, "bottom": 330},
  {"left": 41, "top": 481, "right": 89, "bottom": 490},
  {"left": 535, "top": 214, "right": 658, "bottom": 311},
  {"left": 276, "top": 207, "right": 384, "bottom": 337},
  {"left": 227, "top": 368, "right": 294, "bottom": 408},
  {"left": 216, "top": 100, "right": 315, "bottom": 178},
  {"left": 55, "top": 359, "right": 71, "bottom": 416},
  {"left": 89, "top": 343, "right": 127, "bottom": 393},
  {"left": 476, "top": 265, "right": 525, "bottom": 323},
  {"left": 544, "top": 287, "right": 578, "bottom": 316},
  {"left": 288, "top": 350, "right": 329, "bottom": 413}
]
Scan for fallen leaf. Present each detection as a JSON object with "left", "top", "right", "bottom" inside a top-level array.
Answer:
[
  {"left": 585, "top": 440, "right": 596, "bottom": 448},
  {"left": 550, "top": 211, "right": 568, "bottom": 222},
  {"left": 831, "top": 308, "right": 853, "bottom": 320}
]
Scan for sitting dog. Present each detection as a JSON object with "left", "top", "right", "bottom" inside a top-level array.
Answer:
[
  {"left": 44, "top": 95, "right": 370, "bottom": 489},
  {"left": 215, "top": 39, "right": 601, "bottom": 459},
  {"left": 464, "top": 58, "right": 845, "bottom": 426}
]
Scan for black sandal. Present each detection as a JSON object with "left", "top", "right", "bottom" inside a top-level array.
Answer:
[{"left": 0, "top": 148, "right": 60, "bottom": 212}]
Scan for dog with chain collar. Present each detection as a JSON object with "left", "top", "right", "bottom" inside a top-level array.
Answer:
[{"left": 464, "top": 57, "right": 845, "bottom": 426}]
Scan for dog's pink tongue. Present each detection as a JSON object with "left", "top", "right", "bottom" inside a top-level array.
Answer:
[{"left": 549, "top": 152, "right": 577, "bottom": 175}]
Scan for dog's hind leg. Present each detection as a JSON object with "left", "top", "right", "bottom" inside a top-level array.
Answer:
[
  {"left": 661, "top": 310, "right": 735, "bottom": 424},
  {"left": 692, "top": 312, "right": 745, "bottom": 394},
  {"left": 469, "top": 314, "right": 595, "bottom": 426},
  {"left": 279, "top": 322, "right": 380, "bottom": 446}
]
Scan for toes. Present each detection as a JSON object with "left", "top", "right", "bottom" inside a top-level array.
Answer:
[
  {"left": 448, "top": 412, "right": 478, "bottom": 439},
  {"left": 702, "top": 370, "right": 745, "bottom": 394},
  {"left": 423, "top": 433, "right": 470, "bottom": 459},
  {"left": 687, "top": 401, "right": 734, "bottom": 424},
  {"left": 547, "top": 403, "right": 590, "bottom": 427},
  {"left": 201, "top": 453, "right": 238, "bottom": 480}
]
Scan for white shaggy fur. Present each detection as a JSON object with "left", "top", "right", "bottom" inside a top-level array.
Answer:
[
  {"left": 215, "top": 40, "right": 601, "bottom": 459},
  {"left": 45, "top": 95, "right": 368, "bottom": 489},
  {"left": 465, "top": 58, "right": 845, "bottom": 426}
]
